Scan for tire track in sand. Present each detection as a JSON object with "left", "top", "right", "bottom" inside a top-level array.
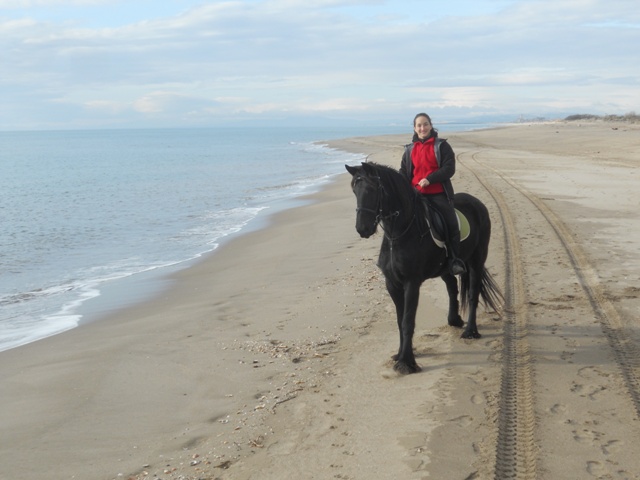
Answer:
[
  {"left": 466, "top": 152, "right": 640, "bottom": 420},
  {"left": 458, "top": 152, "right": 538, "bottom": 480}
]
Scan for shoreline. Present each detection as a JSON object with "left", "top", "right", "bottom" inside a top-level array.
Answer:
[
  {"left": 0, "top": 166, "right": 353, "bottom": 354},
  {"left": 74, "top": 177, "right": 342, "bottom": 320},
  {"left": 0, "top": 163, "right": 385, "bottom": 479}
]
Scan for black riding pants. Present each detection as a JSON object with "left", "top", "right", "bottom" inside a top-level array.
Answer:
[{"left": 422, "top": 193, "right": 460, "bottom": 256}]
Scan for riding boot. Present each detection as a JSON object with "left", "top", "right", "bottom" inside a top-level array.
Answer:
[{"left": 447, "top": 232, "right": 467, "bottom": 275}]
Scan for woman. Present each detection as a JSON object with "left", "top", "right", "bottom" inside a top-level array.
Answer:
[{"left": 399, "top": 113, "right": 466, "bottom": 275}]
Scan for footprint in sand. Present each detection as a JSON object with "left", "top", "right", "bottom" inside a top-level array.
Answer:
[
  {"left": 578, "top": 366, "right": 611, "bottom": 379},
  {"left": 572, "top": 429, "right": 605, "bottom": 445},
  {"left": 565, "top": 338, "right": 579, "bottom": 348},
  {"left": 586, "top": 460, "right": 607, "bottom": 476},
  {"left": 586, "top": 386, "right": 607, "bottom": 400},
  {"left": 602, "top": 439, "right": 622, "bottom": 455},
  {"left": 267, "top": 440, "right": 298, "bottom": 455},
  {"left": 399, "top": 433, "right": 429, "bottom": 473},
  {"left": 560, "top": 350, "right": 574, "bottom": 362},
  {"left": 487, "top": 351, "right": 501, "bottom": 362},
  {"left": 449, "top": 415, "right": 473, "bottom": 427},
  {"left": 570, "top": 382, "right": 607, "bottom": 400},
  {"left": 549, "top": 403, "right": 567, "bottom": 415}
]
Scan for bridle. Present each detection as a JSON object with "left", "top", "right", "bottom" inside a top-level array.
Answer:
[{"left": 355, "top": 176, "right": 416, "bottom": 242}]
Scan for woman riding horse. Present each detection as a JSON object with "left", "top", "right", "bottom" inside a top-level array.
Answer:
[{"left": 400, "top": 113, "right": 466, "bottom": 276}]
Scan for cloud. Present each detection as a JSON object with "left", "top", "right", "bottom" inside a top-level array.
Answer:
[
  {"left": 1, "top": 0, "right": 639, "bottom": 129},
  {"left": 0, "top": 0, "right": 111, "bottom": 7},
  {"left": 83, "top": 99, "right": 128, "bottom": 113},
  {"left": 132, "top": 91, "right": 220, "bottom": 115}
]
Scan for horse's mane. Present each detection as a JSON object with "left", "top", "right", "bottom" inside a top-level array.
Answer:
[
  {"left": 365, "top": 162, "right": 414, "bottom": 198},
  {"left": 365, "top": 162, "right": 427, "bottom": 231}
]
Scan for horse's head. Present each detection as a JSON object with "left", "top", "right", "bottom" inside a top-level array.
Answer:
[{"left": 345, "top": 163, "right": 381, "bottom": 238}]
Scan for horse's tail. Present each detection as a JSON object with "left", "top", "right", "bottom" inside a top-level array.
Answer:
[{"left": 460, "top": 267, "right": 504, "bottom": 316}]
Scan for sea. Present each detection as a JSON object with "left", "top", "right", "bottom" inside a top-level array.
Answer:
[{"left": 0, "top": 124, "right": 486, "bottom": 352}]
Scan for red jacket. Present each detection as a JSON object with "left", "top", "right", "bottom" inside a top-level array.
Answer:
[
  {"left": 410, "top": 137, "right": 444, "bottom": 194},
  {"left": 399, "top": 132, "right": 456, "bottom": 203}
]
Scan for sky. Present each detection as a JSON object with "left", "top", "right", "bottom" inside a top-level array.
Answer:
[{"left": 1, "top": 0, "right": 639, "bottom": 130}]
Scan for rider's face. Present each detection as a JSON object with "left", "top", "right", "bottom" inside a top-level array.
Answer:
[{"left": 414, "top": 117, "right": 432, "bottom": 140}]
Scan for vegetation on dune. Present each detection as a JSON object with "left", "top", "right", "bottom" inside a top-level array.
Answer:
[{"left": 565, "top": 112, "right": 639, "bottom": 123}]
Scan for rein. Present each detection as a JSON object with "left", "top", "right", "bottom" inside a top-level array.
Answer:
[
  {"left": 359, "top": 178, "right": 418, "bottom": 243},
  {"left": 379, "top": 196, "right": 419, "bottom": 243}
]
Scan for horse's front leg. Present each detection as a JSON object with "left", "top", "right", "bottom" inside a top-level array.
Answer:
[
  {"left": 385, "top": 277, "right": 405, "bottom": 362},
  {"left": 441, "top": 273, "right": 464, "bottom": 328},
  {"left": 392, "top": 280, "right": 421, "bottom": 374}
]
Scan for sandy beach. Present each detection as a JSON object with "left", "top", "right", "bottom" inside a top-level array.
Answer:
[{"left": 1, "top": 120, "right": 640, "bottom": 480}]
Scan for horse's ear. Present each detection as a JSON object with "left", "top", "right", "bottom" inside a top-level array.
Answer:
[{"left": 345, "top": 164, "right": 360, "bottom": 176}]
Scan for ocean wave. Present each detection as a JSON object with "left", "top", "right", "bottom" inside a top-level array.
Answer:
[{"left": 0, "top": 126, "right": 396, "bottom": 352}]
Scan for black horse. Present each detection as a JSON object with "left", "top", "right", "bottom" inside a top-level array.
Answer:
[{"left": 345, "top": 162, "right": 503, "bottom": 374}]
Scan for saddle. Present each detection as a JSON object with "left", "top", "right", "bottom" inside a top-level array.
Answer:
[{"left": 423, "top": 202, "right": 470, "bottom": 249}]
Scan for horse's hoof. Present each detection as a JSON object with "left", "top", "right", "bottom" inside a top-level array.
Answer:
[
  {"left": 461, "top": 331, "right": 481, "bottom": 339},
  {"left": 448, "top": 316, "right": 464, "bottom": 328},
  {"left": 393, "top": 361, "right": 421, "bottom": 375},
  {"left": 391, "top": 354, "right": 399, "bottom": 361}
]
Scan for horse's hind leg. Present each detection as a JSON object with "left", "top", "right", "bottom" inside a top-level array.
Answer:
[
  {"left": 441, "top": 273, "right": 464, "bottom": 328},
  {"left": 461, "top": 267, "right": 481, "bottom": 339}
]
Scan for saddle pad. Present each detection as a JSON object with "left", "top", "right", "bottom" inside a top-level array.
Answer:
[
  {"left": 456, "top": 209, "right": 471, "bottom": 242},
  {"left": 428, "top": 208, "right": 471, "bottom": 249}
]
